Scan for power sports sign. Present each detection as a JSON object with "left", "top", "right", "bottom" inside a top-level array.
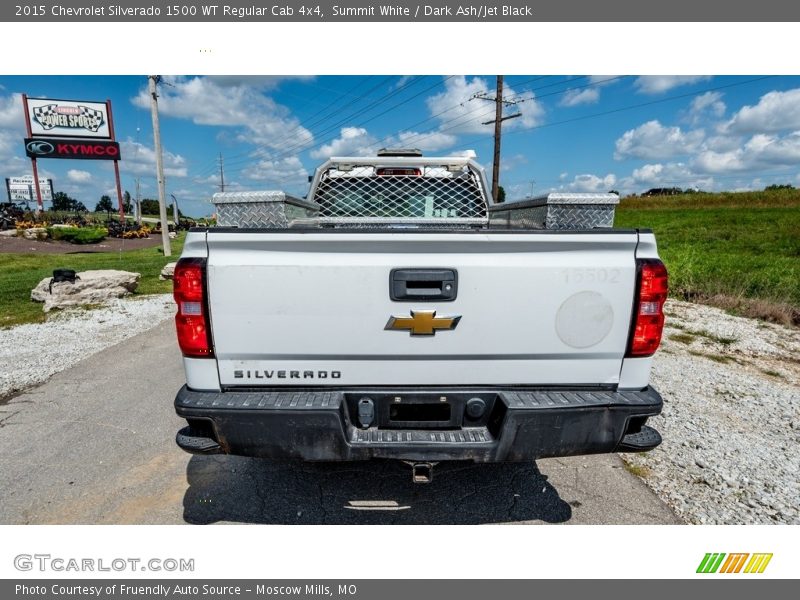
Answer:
[{"left": 25, "top": 97, "right": 111, "bottom": 139}]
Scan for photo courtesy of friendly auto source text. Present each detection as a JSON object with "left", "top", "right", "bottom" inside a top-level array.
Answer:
[{"left": 0, "top": 1, "right": 798, "bottom": 588}]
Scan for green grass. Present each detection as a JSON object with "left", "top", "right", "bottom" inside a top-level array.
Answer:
[
  {"left": 616, "top": 189, "right": 800, "bottom": 325},
  {"left": 622, "top": 462, "right": 652, "bottom": 478},
  {"left": 669, "top": 332, "right": 696, "bottom": 345},
  {"left": 761, "top": 369, "right": 784, "bottom": 379},
  {"left": 0, "top": 233, "right": 184, "bottom": 328}
]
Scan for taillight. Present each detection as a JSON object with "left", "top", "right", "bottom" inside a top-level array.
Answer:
[
  {"left": 627, "top": 258, "right": 668, "bottom": 357},
  {"left": 173, "top": 257, "right": 213, "bottom": 357}
]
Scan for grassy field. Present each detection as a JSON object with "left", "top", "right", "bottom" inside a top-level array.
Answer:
[
  {"left": 0, "top": 233, "right": 184, "bottom": 328},
  {"left": 616, "top": 189, "right": 800, "bottom": 325},
  {"left": 3, "top": 190, "right": 799, "bottom": 328}
]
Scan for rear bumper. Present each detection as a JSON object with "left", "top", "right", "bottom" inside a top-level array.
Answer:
[{"left": 174, "top": 385, "right": 662, "bottom": 462}]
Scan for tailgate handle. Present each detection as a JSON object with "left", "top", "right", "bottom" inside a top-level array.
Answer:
[{"left": 390, "top": 269, "right": 457, "bottom": 301}]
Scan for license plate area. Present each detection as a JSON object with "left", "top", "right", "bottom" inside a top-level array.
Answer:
[
  {"left": 344, "top": 392, "right": 500, "bottom": 430},
  {"left": 389, "top": 402, "right": 451, "bottom": 424}
]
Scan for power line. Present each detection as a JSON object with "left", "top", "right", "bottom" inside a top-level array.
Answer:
[
  {"left": 466, "top": 76, "right": 778, "bottom": 145},
  {"left": 390, "top": 76, "right": 630, "bottom": 151},
  {"left": 217, "top": 76, "right": 421, "bottom": 172},
  {"left": 192, "top": 76, "right": 397, "bottom": 178},
  {"left": 222, "top": 76, "right": 455, "bottom": 177}
]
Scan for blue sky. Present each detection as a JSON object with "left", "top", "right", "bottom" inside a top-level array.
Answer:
[{"left": 2, "top": 74, "right": 800, "bottom": 216}]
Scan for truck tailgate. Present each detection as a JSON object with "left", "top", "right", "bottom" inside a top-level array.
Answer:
[{"left": 205, "top": 231, "right": 639, "bottom": 386}]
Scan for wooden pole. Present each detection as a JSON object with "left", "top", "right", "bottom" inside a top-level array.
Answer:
[
  {"left": 22, "top": 94, "right": 44, "bottom": 214},
  {"left": 491, "top": 75, "right": 504, "bottom": 204},
  {"left": 106, "top": 99, "right": 126, "bottom": 224},
  {"left": 148, "top": 76, "right": 172, "bottom": 257}
]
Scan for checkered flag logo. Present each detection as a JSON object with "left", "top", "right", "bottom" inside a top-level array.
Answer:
[
  {"left": 32, "top": 104, "right": 105, "bottom": 132},
  {"left": 77, "top": 105, "right": 105, "bottom": 131},
  {"left": 33, "top": 104, "right": 59, "bottom": 129}
]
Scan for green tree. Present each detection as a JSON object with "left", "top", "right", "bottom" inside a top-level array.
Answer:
[
  {"left": 74, "top": 201, "right": 88, "bottom": 213},
  {"left": 52, "top": 191, "right": 77, "bottom": 211},
  {"left": 497, "top": 186, "right": 506, "bottom": 203},
  {"left": 140, "top": 198, "right": 160, "bottom": 215},
  {"left": 95, "top": 195, "right": 114, "bottom": 213},
  {"left": 123, "top": 191, "right": 132, "bottom": 212}
]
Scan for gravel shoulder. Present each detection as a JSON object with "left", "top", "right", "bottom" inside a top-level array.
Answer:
[
  {"left": 0, "top": 295, "right": 175, "bottom": 400},
  {"left": 622, "top": 299, "right": 800, "bottom": 524}
]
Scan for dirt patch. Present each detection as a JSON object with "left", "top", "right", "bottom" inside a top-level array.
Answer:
[{"left": 0, "top": 234, "right": 165, "bottom": 254}]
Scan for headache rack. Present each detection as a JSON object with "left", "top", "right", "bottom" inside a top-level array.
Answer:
[
  {"left": 308, "top": 156, "right": 489, "bottom": 228},
  {"left": 211, "top": 153, "right": 619, "bottom": 230}
]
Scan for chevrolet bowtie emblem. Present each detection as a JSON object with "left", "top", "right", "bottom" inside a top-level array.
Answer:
[{"left": 385, "top": 310, "right": 461, "bottom": 336}]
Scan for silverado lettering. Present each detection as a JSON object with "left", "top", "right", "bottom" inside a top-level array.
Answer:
[{"left": 233, "top": 370, "right": 342, "bottom": 379}]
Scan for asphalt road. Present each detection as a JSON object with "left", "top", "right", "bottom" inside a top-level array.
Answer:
[{"left": 0, "top": 321, "right": 681, "bottom": 525}]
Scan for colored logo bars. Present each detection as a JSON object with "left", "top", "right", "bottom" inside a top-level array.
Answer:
[{"left": 696, "top": 553, "right": 773, "bottom": 574}]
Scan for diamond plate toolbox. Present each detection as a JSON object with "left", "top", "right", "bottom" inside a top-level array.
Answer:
[
  {"left": 488, "top": 192, "right": 619, "bottom": 230},
  {"left": 212, "top": 191, "right": 320, "bottom": 228}
]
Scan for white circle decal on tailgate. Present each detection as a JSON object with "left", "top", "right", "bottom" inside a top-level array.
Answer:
[{"left": 555, "top": 291, "right": 614, "bottom": 348}]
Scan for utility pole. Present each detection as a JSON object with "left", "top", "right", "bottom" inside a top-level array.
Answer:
[
  {"left": 148, "top": 75, "right": 172, "bottom": 257},
  {"left": 218, "top": 152, "right": 225, "bottom": 192},
  {"left": 475, "top": 75, "right": 524, "bottom": 203}
]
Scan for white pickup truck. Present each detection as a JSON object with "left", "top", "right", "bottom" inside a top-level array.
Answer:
[{"left": 172, "top": 150, "right": 667, "bottom": 482}]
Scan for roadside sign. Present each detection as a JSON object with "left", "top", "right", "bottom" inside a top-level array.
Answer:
[
  {"left": 5, "top": 176, "right": 54, "bottom": 202},
  {"left": 25, "top": 97, "right": 112, "bottom": 139}
]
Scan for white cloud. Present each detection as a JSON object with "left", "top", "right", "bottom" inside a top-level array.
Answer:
[
  {"left": 0, "top": 92, "right": 24, "bottom": 129},
  {"left": 725, "top": 88, "right": 800, "bottom": 134},
  {"left": 242, "top": 156, "right": 308, "bottom": 186},
  {"left": 396, "top": 130, "right": 457, "bottom": 152},
  {"left": 559, "top": 76, "right": 621, "bottom": 108},
  {"left": 132, "top": 76, "right": 313, "bottom": 150},
  {"left": 425, "top": 76, "right": 544, "bottom": 135},
  {"left": 634, "top": 76, "right": 712, "bottom": 95},
  {"left": 690, "top": 91, "right": 726, "bottom": 116},
  {"left": 615, "top": 120, "right": 705, "bottom": 160},
  {"left": 119, "top": 140, "right": 188, "bottom": 178},
  {"left": 617, "top": 162, "right": 715, "bottom": 194},
  {"left": 560, "top": 88, "right": 600, "bottom": 107},
  {"left": 500, "top": 153, "right": 528, "bottom": 172},
  {"left": 565, "top": 173, "right": 617, "bottom": 193},
  {"left": 205, "top": 75, "right": 312, "bottom": 89},
  {"left": 310, "top": 127, "right": 377, "bottom": 159},
  {"left": 559, "top": 172, "right": 568, "bottom": 181},
  {"left": 0, "top": 93, "right": 29, "bottom": 175},
  {"left": 589, "top": 75, "right": 620, "bottom": 85},
  {"left": 688, "top": 91, "right": 726, "bottom": 124},
  {"left": 67, "top": 169, "right": 92, "bottom": 183},
  {"left": 691, "top": 131, "right": 800, "bottom": 173}
]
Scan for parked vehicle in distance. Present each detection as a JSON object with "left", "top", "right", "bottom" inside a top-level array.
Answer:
[{"left": 172, "top": 150, "right": 668, "bottom": 482}]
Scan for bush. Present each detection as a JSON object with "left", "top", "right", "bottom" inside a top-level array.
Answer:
[{"left": 47, "top": 226, "right": 107, "bottom": 244}]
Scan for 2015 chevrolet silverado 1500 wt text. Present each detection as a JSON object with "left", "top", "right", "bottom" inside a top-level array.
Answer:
[{"left": 172, "top": 149, "right": 668, "bottom": 482}]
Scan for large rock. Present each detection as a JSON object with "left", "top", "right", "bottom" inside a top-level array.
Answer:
[
  {"left": 159, "top": 261, "right": 177, "bottom": 280},
  {"left": 0, "top": 229, "right": 18, "bottom": 237},
  {"left": 31, "top": 269, "right": 140, "bottom": 312},
  {"left": 23, "top": 227, "right": 48, "bottom": 240}
]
